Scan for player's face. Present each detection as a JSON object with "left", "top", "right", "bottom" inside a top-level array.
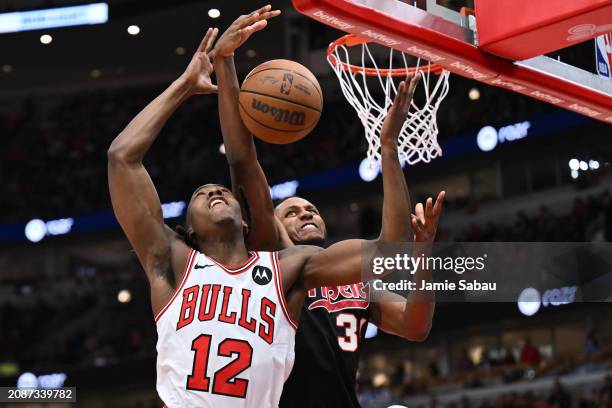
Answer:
[
  {"left": 188, "top": 184, "right": 244, "bottom": 236},
  {"left": 276, "top": 197, "right": 326, "bottom": 245}
]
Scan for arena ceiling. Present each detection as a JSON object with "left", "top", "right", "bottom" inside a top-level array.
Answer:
[{"left": 0, "top": 0, "right": 291, "bottom": 96}]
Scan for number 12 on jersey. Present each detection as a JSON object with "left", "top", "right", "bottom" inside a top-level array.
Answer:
[{"left": 187, "top": 335, "right": 253, "bottom": 398}]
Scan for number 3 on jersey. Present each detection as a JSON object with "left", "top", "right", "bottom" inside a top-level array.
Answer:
[
  {"left": 336, "top": 313, "right": 367, "bottom": 352},
  {"left": 187, "top": 335, "right": 253, "bottom": 398}
]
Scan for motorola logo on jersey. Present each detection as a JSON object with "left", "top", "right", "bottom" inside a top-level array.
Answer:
[{"left": 252, "top": 265, "right": 272, "bottom": 285}]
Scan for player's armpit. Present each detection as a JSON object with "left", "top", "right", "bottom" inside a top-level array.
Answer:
[{"left": 369, "top": 298, "right": 432, "bottom": 342}]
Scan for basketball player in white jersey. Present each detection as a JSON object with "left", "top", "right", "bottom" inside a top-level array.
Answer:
[
  {"left": 213, "top": 7, "right": 443, "bottom": 407},
  {"left": 107, "top": 18, "right": 411, "bottom": 408}
]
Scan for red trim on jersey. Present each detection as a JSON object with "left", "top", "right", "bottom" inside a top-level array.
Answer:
[
  {"left": 271, "top": 251, "right": 298, "bottom": 331},
  {"left": 207, "top": 251, "right": 260, "bottom": 275},
  {"left": 154, "top": 248, "right": 197, "bottom": 323}
]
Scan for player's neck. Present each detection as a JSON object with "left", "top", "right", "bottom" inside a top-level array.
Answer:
[{"left": 199, "top": 238, "right": 250, "bottom": 267}]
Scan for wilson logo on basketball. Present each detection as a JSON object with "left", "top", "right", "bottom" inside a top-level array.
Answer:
[{"left": 251, "top": 98, "right": 306, "bottom": 126}]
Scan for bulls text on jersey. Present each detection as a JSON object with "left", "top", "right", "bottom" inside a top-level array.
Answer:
[{"left": 176, "top": 284, "right": 276, "bottom": 344}]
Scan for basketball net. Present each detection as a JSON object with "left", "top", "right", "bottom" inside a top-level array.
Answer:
[{"left": 328, "top": 35, "right": 450, "bottom": 167}]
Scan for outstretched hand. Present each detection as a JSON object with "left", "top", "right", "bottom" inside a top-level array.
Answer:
[
  {"left": 181, "top": 27, "right": 219, "bottom": 95},
  {"left": 380, "top": 73, "right": 420, "bottom": 147},
  {"left": 411, "top": 191, "right": 445, "bottom": 242},
  {"left": 214, "top": 5, "right": 281, "bottom": 58}
]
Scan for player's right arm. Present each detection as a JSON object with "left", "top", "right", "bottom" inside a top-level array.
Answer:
[
  {"left": 107, "top": 29, "right": 218, "bottom": 306},
  {"left": 213, "top": 6, "right": 283, "bottom": 251}
]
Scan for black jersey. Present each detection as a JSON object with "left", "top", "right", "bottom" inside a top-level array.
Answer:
[{"left": 280, "top": 283, "right": 370, "bottom": 408}]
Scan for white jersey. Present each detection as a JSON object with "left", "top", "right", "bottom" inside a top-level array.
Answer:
[{"left": 155, "top": 249, "right": 297, "bottom": 408}]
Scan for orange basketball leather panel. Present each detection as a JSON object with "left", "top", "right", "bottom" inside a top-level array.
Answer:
[
  {"left": 242, "top": 67, "right": 322, "bottom": 110},
  {"left": 475, "top": 0, "right": 612, "bottom": 60},
  {"left": 239, "top": 59, "right": 322, "bottom": 144},
  {"left": 238, "top": 93, "right": 320, "bottom": 144}
]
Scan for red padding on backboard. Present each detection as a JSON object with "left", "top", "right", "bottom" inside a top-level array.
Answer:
[
  {"left": 475, "top": 0, "right": 612, "bottom": 60},
  {"left": 293, "top": 0, "right": 612, "bottom": 124}
]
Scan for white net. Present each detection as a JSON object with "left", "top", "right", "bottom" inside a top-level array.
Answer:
[{"left": 328, "top": 38, "right": 450, "bottom": 166}]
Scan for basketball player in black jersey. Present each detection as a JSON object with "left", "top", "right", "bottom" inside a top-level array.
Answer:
[{"left": 213, "top": 6, "right": 444, "bottom": 407}]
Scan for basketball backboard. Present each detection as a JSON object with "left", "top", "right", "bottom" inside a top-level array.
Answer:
[{"left": 292, "top": 0, "right": 612, "bottom": 124}]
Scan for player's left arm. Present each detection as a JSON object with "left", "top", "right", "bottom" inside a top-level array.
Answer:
[
  {"left": 370, "top": 192, "right": 444, "bottom": 341},
  {"left": 213, "top": 5, "right": 283, "bottom": 251}
]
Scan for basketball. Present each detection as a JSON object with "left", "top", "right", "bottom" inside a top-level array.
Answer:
[{"left": 239, "top": 59, "right": 323, "bottom": 144}]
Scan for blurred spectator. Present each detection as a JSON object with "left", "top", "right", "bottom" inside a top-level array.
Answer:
[
  {"left": 456, "top": 348, "right": 476, "bottom": 372},
  {"left": 520, "top": 337, "right": 541, "bottom": 367},
  {"left": 584, "top": 328, "right": 600, "bottom": 361}
]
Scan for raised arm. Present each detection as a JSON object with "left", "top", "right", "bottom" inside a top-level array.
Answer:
[
  {"left": 378, "top": 74, "right": 419, "bottom": 242},
  {"left": 364, "top": 74, "right": 438, "bottom": 340},
  {"left": 107, "top": 29, "right": 217, "bottom": 292},
  {"left": 213, "top": 6, "right": 283, "bottom": 251}
]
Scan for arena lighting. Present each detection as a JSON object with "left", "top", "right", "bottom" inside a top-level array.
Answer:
[
  {"left": 589, "top": 160, "right": 600, "bottom": 169},
  {"left": 117, "top": 289, "right": 131, "bottom": 303},
  {"left": 476, "top": 121, "right": 531, "bottom": 152},
  {"left": 127, "top": 25, "right": 140, "bottom": 35},
  {"left": 24, "top": 218, "right": 74, "bottom": 242},
  {"left": 517, "top": 287, "right": 541, "bottom": 316},
  {"left": 571, "top": 169, "right": 579, "bottom": 179},
  {"left": 39, "top": 34, "right": 53, "bottom": 44},
  {"left": 270, "top": 180, "right": 299, "bottom": 200},
  {"left": 359, "top": 157, "right": 380, "bottom": 182},
  {"left": 0, "top": 3, "right": 108, "bottom": 34},
  {"left": 208, "top": 8, "right": 221, "bottom": 18},
  {"left": 372, "top": 373, "right": 388, "bottom": 387},
  {"left": 364, "top": 322, "right": 378, "bottom": 339},
  {"left": 161, "top": 201, "right": 186, "bottom": 219},
  {"left": 517, "top": 286, "right": 577, "bottom": 316},
  {"left": 359, "top": 156, "right": 407, "bottom": 182},
  {"left": 568, "top": 158, "right": 580, "bottom": 170},
  {"left": 468, "top": 87, "right": 480, "bottom": 100},
  {"left": 579, "top": 160, "right": 588, "bottom": 171},
  {"left": 17, "top": 372, "right": 67, "bottom": 389}
]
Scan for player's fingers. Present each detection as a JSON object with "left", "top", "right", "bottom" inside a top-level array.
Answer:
[
  {"left": 243, "top": 6, "right": 280, "bottom": 27},
  {"left": 411, "top": 215, "right": 420, "bottom": 231},
  {"left": 433, "top": 190, "right": 445, "bottom": 218},
  {"left": 407, "top": 73, "right": 420, "bottom": 98},
  {"left": 259, "top": 9, "right": 282, "bottom": 21},
  {"left": 197, "top": 28, "right": 214, "bottom": 52},
  {"left": 205, "top": 28, "right": 219, "bottom": 53},
  {"left": 415, "top": 214, "right": 425, "bottom": 229},
  {"left": 394, "top": 81, "right": 405, "bottom": 107},
  {"left": 425, "top": 197, "right": 433, "bottom": 220},
  {"left": 209, "top": 84, "right": 218, "bottom": 93},
  {"left": 415, "top": 202, "right": 425, "bottom": 223},
  {"left": 248, "top": 4, "right": 272, "bottom": 18},
  {"left": 246, "top": 19, "right": 268, "bottom": 34}
]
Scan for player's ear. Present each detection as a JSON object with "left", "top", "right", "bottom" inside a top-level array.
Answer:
[{"left": 242, "top": 220, "right": 249, "bottom": 238}]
